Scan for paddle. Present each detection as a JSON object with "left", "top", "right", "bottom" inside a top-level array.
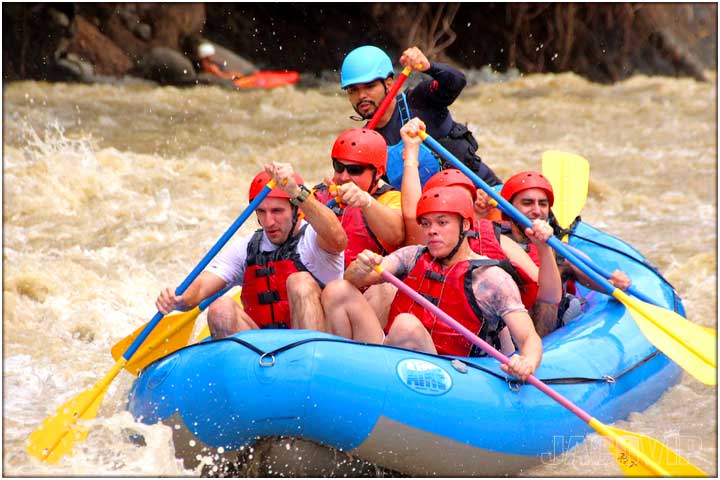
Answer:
[
  {"left": 110, "top": 287, "right": 236, "bottom": 375},
  {"left": 366, "top": 66, "right": 412, "bottom": 129},
  {"left": 26, "top": 180, "right": 278, "bottom": 464},
  {"left": 542, "top": 151, "right": 665, "bottom": 307},
  {"left": 376, "top": 264, "right": 706, "bottom": 477},
  {"left": 111, "top": 287, "right": 243, "bottom": 374},
  {"left": 419, "top": 130, "right": 717, "bottom": 386},
  {"left": 541, "top": 150, "right": 589, "bottom": 242}
]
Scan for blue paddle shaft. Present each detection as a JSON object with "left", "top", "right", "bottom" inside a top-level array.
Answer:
[
  {"left": 420, "top": 134, "right": 620, "bottom": 298},
  {"left": 564, "top": 244, "right": 660, "bottom": 306},
  {"left": 122, "top": 183, "right": 274, "bottom": 361}
]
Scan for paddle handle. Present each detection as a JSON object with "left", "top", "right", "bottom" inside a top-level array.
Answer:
[
  {"left": 366, "top": 66, "right": 411, "bottom": 130},
  {"left": 122, "top": 180, "right": 277, "bottom": 361},
  {"left": 418, "top": 132, "right": 621, "bottom": 299},
  {"left": 378, "top": 267, "right": 592, "bottom": 423}
]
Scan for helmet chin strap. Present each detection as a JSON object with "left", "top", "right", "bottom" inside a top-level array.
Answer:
[{"left": 435, "top": 219, "right": 466, "bottom": 264}]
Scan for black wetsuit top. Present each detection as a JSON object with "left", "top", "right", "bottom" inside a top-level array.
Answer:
[{"left": 374, "top": 62, "right": 502, "bottom": 186}]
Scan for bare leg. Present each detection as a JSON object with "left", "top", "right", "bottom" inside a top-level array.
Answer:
[
  {"left": 321, "top": 279, "right": 385, "bottom": 344},
  {"left": 207, "top": 296, "right": 258, "bottom": 339},
  {"left": 363, "top": 283, "right": 397, "bottom": 330},
  {"left": 529, "top": 302, "right": 559, "bottom": 337},
  {"left": 287, "top": 271, "right": 325, "bottom": 331},
  {"left": 385, "top": 314, "right": 437, "bottom": 354}
]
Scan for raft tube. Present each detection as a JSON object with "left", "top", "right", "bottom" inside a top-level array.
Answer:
[{"left": 127, "top": 221, "right": 684, "bottom": 476}]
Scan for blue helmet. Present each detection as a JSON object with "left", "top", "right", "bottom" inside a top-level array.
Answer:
[{"left": 340, "top": 45, "right": 394, "bottom": 89}]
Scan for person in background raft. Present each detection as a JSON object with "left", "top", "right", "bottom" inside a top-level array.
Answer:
[
  {"left": 478, "top": 171, "right": 632, "bottom": 329},
  {"left": 156, "top": 163, "right": 347, "bottom": 339},
  {"left": 322, "top": 186, "right": 543, "bottom": 381},
  {"left": 196, "top": 41, "right": 299, "bottom": 89},
  {"left": 339, "top": 45, "right": 502, "bottom": 197},
  {"left": 398, "top": 118, "right": 562, "bottom": 338}
]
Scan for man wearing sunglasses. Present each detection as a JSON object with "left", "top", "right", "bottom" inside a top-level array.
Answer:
[
  {"left": 315, "top": 128, "right": 404, "bottom": 268},
  {"left": 339, "top": 45, "right": 502, "bottom": 191}
]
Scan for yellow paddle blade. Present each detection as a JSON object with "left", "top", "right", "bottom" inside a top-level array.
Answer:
[
  {"left": 589, "top": 418, "right": 707, "bottom": 477},
  {"left": 614, "top": 290, "right": 717, "bottom": 385},
  {"left": 111, "top": 307, "right": 201, "bottom": 376},
  {"left": 27, "top": 360, "right": 125, "bottom": 464},
  {"left": 193, "top": 324, "right": 212, "bottom": 343},
  {"left": 541, "top": 150, "right": 590, "bottom": 236}
]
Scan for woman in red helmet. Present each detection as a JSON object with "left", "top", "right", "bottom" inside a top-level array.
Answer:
[
  {"left": 156, "top": 162, "right": 347, "bottom": 339},
  {"left": 314, "top": 127, "right": 405, "bottom": 267},
  {"left": 323, "top": 186, "right": 544, "bottom": 381}
]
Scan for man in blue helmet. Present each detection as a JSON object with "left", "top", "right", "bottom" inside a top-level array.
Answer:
[{"left": 340, "top": 45, "right": 502, "bottom": 191}]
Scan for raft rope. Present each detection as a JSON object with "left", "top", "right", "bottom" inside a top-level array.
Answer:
[{"left": 172, "top": 335, "right": 663, "bottom": 390}]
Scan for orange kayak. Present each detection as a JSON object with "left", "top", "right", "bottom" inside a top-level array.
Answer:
[{"left": 233, "top": 70, "right": 300, "bottom": 89}]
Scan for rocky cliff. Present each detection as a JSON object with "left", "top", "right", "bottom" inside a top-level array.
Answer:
[{"left": 2, "top": 3, "right": 716, "bottom": 85}]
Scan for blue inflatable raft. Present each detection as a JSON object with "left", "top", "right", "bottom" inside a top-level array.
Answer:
[{"left": 126, "top": 221, "right": 685, "bottom": 476}]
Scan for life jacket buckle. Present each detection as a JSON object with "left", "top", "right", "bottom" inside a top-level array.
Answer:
[
  {"left": 258, "top": 290, "right": 281, "bottom": 305},
  {"left": 259, "top": 353, "right": 275, "bottom": 367}
]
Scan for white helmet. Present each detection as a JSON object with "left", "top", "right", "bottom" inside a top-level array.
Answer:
[{"left": 197, "top": 42, "right": 215, "bottom": 58}]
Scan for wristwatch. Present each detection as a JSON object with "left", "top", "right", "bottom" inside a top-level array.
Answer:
[{"left": 289, "top": 184, "right": 311, "bottom": 206}]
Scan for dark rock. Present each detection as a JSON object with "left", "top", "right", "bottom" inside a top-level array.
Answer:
[
  {"left": 208, "top": 42, "right": 255, "bottom": 76},
  {"left": 135, "top": 47, "right": 197, "bottom": 85},
  {"left": 66, "top": 14, "right": 133, "bottom": 77},
  {"left": 74, "top": 3, "right": 205, "bottom": 60},
  {"left": 3, "top": 3, "right": 77, "bottom": 81},
  {"left": 2, "top": 3, "right": 716, "bottom": 84}
]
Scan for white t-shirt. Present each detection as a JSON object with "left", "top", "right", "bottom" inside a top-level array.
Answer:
[{"left": 206, "top": 220, "right": 344, "bottom": 287}]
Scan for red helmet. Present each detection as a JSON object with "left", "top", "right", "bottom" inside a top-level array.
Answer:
[
  {"left": 500, "top": 171, "right": 554, "bottom": 206},
  {"left": 416, "top": 186, "right": 475, "bottom": 224},
  {"left": 422, "top": 169, "right": 477, "bottom": 201},
  {"left": 331, "top": 128, "right": 387, "bottom": 176},
  {"left": 248, "top": 170, "right": 304, "bottom": 202}
]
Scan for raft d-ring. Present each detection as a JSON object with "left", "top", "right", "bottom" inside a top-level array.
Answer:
[
  {"left": 506, "top": 379, "right": 521, "bottom": 392},
  {"left": 602, "top": 375, "right": 616, "bottom": 384},
  {"left": 258, "top": 353, "right": 275, "bottom": 367}
]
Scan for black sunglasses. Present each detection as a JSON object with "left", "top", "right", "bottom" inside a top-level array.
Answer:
[{"left": 333, "top": 159, "right": 372, "bottom": 176}]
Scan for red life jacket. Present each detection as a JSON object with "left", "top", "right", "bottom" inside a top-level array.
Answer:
[
  {"left": 467, "top": 219, "right": 505, "bottom": 260},
  {"left": 240, "top": 224, "right": 314, "bottom": 328},
  {"left": 386, "top": 249, "right": 506, "bottom": 357},
  {"left": 314, "top": 184, "right": 395, "bottom": 267},
  {"left": 467, "top": 220, "right": 539, "bottom": 310}
]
